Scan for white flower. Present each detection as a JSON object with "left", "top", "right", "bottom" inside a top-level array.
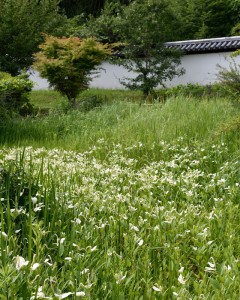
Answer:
[
  {"left": 44, "top": 258, "right": 53, "bottom": 266},
  {"left": 178, "top": 266, "right": 184, "bottom": 273},
  {"left": 178, "top": 274, "right": 187, "bottom": 285},
  {"left": 208, "top": 262, "right": 215, "bottom": 268},
  {"left": 152, "top": 285, "right": 162, "bottom": 292},
  {"left": 1, "top": 231, "right": 7, "bottom": 239},
  {"left": 207, "top": 240, "right": 214, "bottom": 245},
  {"left": 30, "top": 286, "right": 52, "bottom": 299},
  {"left": 76, "top": 291, "right": 85, "bottom": 297},
  {"left": 31, "top": 263, "right": 41, "bottom": 271},
  {"left": 185, "top": 190, "right": 193, "bottom": 197},
  {"left": 130, "top": 224, "right": 139, "bottom": 232},
  {"left": 226, "top": 265, "right": 231, "bottom": 271},
  {"left": 54, "top": 292, "right": 72, "bottom": 299},
  {"left": 60, "top": 238, "right": 65, "bottom": 244},
  {"left": 32, "top": 196, "right": 38, "bottom": 205},
  {"left": 204, "top": 260, "right": 216, "bottom": 273},
  {"left": 65, "top": 257, "right": 72, "bottom": 261},
  {"left": 80, "top": 268, "right": 89, "bottom": 275},
  {"left": 15, "top": 256, "right": 29, "bottom": 270},
  {"left": 138, "top": 239, "right": 144, "bottom": 246},
  {"left": 114, "top": 272, "right": 126, "bottom": 284},
  {"left": 90, "top": 246, "right": 97, "bottom": 252}
]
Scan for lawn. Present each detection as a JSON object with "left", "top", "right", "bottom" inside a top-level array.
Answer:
[{"left": 0, "top": 91, "right": 240, "bottom": 299}]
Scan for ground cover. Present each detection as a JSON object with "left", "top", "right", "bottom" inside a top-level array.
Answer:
[
  {"left": 1, "top": 95, "right": 240, "bottom": 152},
  {"left": 29, "top": 89, "right": 141, "bottom": 111},
  {"left": 0, "top": 93, "right": 240, "bottom": 299}
]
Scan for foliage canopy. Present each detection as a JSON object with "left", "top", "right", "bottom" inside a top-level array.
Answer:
[
  {"left": 59, "top": 0, "right": 131, "bottom": 17},
  {"left": 0, "top": 0, "right": 65, "bottom": 76},
  {"left": 169, "top": 0, "right": 239, "bottom": 39}
]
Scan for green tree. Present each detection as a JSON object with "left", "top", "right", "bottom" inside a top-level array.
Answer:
[
  {"left": 59, "top": 0, "right": 104, "bottom": 17},
  {"left": 230, "top": 0, "right": 240, "bottom": 35},
  {"left": 59, "top": 0, "right": 132, "bottom": 17},
  {"left": 170, "top": 0, "right": 238, "bottom": 39},
  {"left": 0, "top": 0, "right": 66, "bottom": 76},
  {"left": 33, "top": 35, "right": 111, "bottom": 108},
  {"left": 80, "top": 1, "right": 125, "bottom": 43},
  {"left": 111, "top": 0, "right": 184, "bottom": 98},
  {"left": 203, "top": 0, "right": 236, "bottom": 38},
  {"left": 62, "top": 1, "right": 132, "bottom": 42}
]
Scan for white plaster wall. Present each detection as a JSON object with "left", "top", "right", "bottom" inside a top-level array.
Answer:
[
  {"left": 29, "top": 51, "right": 240, "bottom": 90},
  {"left": 165, "top": 52, "right": 240, "bottom": 87},
  {"left": 29, "top": 70, "right": 50, "bottom": 90}
]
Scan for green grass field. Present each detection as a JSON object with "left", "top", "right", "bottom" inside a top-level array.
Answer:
[{"left": 0, "top": 90, "right": 240, "bottom": 299}]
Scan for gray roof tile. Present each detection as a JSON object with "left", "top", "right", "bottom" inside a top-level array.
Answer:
[{"left": 165, "top": 36, "right": 240, "bottom": 53}]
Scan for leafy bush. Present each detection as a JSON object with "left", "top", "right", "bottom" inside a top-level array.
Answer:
[
  {"left": 0, "top": 72, "right": 33, "bottom": 116},
  {"left": 33, "top": 35, "right": 111, "bottom": 109},
  {"left": 217, "top": 58, "right": 240, "bottom": 99},
  {"left": 77, "top": 94, "right": 108, "bottom": 112},
  {"left": 168, "top": 83, "right": 213, "bottom": 97},
  {"left": 156, "top": 83, "right": 233, "bottom": 101},
  {"left": 0, "top": 71, "right": 11, "bottom": 80},
  {"left": 78, "top": 95, "right": 100, "bottom": 112}
]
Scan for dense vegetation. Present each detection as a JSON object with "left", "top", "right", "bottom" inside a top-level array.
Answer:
[
  {"left": 1, "top": 0, "right": 239, "bottom": 76},
  {"left": 58, "top": 0, "right": 240, "bottom": 38},
  {"left": 59, "top": 0, "right": 240, "bottom": 39},
  {"left": 0, "top": 91, "right": 240, "bottom": 298},
  {"left": 0, "top": 0, "right": 65, "bottom": 75},
  {"left": 1, "top": 0, "right": 240, "bottom": 298}
]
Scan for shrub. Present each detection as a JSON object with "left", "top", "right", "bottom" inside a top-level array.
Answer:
[
  {"left": 156, "top": 83, "right": 233, "bottom": 101},
  {"left": 0, "top": 72, "right": 34, "bottom": 116},
  {"left": 77, "top": 94, "right": 107, "bottom": 112},
  {"left": 0, "top": 71, "right": 12, "bottom": 80},
  {"left": 217, "top": 58, "right": 240, "bottom": 99},
  {"left": 33, "top": 35, "right": 111, "bottom": 109},
  {"left": 166, "top": 83, "right": 209, "bottom": 98}
]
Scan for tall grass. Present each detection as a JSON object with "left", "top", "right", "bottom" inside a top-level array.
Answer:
[
  {"left": 29, "top": 90, "right": 68, "bottom": 110},
  {"left": 1, "top": 96, "right": 240, "bottom": 155},
  {"left": 1, "top": 94, "right": 240, "bottom": 298},
  {"left": 0, "top": 140, "right": 240, "bottom": 299},
  {"left": 29, "top": 89, "right": 141, "bottom": 110}
]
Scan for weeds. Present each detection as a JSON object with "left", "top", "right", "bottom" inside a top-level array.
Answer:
[
  {"left": 0, "top": 139, "right": 240, "bottom": 298},
  {"left": 0, "top": 94, "right": 240, "bottom": 298},
  {"left": 1, "top": 97, "right": 239, "bottom": 153}
]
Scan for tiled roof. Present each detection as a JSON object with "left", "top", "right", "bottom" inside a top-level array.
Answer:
[{"left": 165, "top": 36, "right": 240, "bottom": 54}]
